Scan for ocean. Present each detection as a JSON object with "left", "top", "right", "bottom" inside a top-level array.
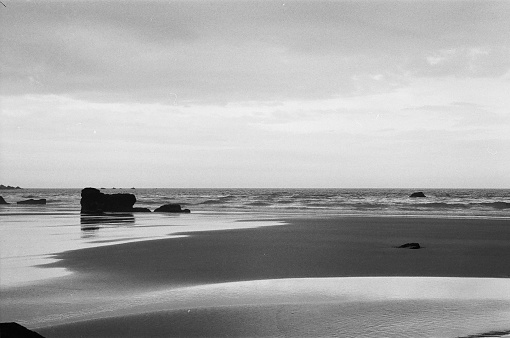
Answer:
[{"left": 1, "top": 187, "right": 510, "bottom": 218}]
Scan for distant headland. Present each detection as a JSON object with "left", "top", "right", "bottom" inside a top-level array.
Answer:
[{"left": 0, "top": 185, "right": 22, "bottom": 190}]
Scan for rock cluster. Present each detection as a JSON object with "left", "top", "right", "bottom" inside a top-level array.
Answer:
[
  {"left": 80, "top": 188, "right": 190, "bottom": 214},
  {"left": 0, "top": 185, "right": 21, "bottom": 190}
]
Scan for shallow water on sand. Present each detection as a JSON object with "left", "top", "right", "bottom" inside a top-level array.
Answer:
[{"left": 0, "top": 211, "right": 282, "bottom": 286}]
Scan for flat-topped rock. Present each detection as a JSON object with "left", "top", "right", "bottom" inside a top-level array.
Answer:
[
  {"left": 17, "top": 199, "right": 46, "bottom": 205},
  {"left": 81, "top": 187, "right": 136, "bottom": 213},
  {"left": 154, "top": 203, "right": 190, "bottom": 213}
]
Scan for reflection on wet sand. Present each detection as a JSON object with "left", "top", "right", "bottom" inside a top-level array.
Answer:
[{"left": 80, "top": 214, "right": 135, "bottom": 236}]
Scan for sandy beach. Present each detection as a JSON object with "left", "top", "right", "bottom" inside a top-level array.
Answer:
[{"left": 2, "top": 216, "right": 510, "bottom": 337}]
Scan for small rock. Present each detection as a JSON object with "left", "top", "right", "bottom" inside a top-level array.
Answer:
[
  {"left": 154, "top": 203, "right": 190, "bottom": 213},
  {"left": 0, "top": 196, "right": 8, "bottom": 204},
  {"left": 396, "top": 242, "right": 421, "bottom": 249}
]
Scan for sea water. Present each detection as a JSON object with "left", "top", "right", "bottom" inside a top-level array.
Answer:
[{"left": 1, "top": 187, "right": 509, "bottom": 217}]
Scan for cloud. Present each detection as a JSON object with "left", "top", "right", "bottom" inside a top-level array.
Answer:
[
  {"left": 1, "top": 1, "right": 509, "bottom": 188},
  {"left": 2, "top": 1, "right": 509, "bottom": 105}
]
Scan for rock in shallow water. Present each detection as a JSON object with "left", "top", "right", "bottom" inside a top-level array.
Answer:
[
  {"left": 154, "top": 203, "right": 191, "bottom": 213},
  {"left": 81, "top": 187, "right": 136, "bottom": 213},
  {"left": 409, "top": 191, "right": 426, "bottom": 198}
]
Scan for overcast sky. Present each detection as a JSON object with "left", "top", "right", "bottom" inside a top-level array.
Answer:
[{"left": 1, "top": 1, "right": 509, "bottom": 188}]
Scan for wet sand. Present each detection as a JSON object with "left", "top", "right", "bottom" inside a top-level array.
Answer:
[
  {"left": 3, "top": 216, "right": 510, "bottom": 337},
  {"left": 44, "top": 216, "right": 510, "bottom": 284}
]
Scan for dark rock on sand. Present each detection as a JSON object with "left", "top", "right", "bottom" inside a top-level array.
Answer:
[
  {"left": 409, "top": 191, "right": 426, "bottom": 198},
  {"left": 0, "top": 322, "right": 46, "bottom": 338},
  {"left": 17, "top": 199, "right": 46, "bottom": 205},
  {"left": 396, "top": 242, "right": 421, "bottom": 249},
  {"left": 0, "top": 196, "right": 8, "bottom": 204},
  {"left": 154, "top": 203, "right": 190, "bottom": 213},
  {"left": 81, "top": 187, "right": 136, "bottom": 213}
]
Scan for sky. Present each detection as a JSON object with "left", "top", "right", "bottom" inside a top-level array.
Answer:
[{"left": 1, "top": 0, "right": 509, "bottom": 188}]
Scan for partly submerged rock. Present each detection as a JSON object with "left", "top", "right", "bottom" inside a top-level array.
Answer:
[
  {"left": 0, "top": 322, "right": 46, "bottom": 338},
  {"left": 409, "top": 191, "right": 426, "bottom": 198},
  {"left": 396, "top": 242, "right": 421, "bottom": 249},
  {"left": 154, "top": 203, "right": 190, "bottom": 213},
  {"left": 0, "top": 196, "right": 8, "bottom": 204},
  {"left": 80, "top": 187, "right": 136, "bottom": 213},
  {"left": 17, "top": 199, "right": 46, "bottom": 205}
]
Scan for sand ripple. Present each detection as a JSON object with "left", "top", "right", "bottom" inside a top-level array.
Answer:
[{"left": 35, "top": 277, "right": 510, "bottom": 338}]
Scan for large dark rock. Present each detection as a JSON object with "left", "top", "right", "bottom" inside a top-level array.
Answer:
[
  {"left": 81, "top": 187, "right": 136, "bottom": 213},
  {"left": 0, "top": 322, "right": 46, "bottom": 338},
  {"left": 154, "top": 203, "right": 190, "bottom": 213},
  {"left": 409, "top": 191, "right": 426, "bottom": 198},
  {"left": 396, "top": 242, "right": 421, "bottom": 249},
  {"left": 17, "top": 199, "right": 46, "bottom": 205},
  {"left": 0, "top": 196, "right": 8, "bottom": 204}
]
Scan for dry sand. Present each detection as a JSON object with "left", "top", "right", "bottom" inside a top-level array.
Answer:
[{"left": 2, "top": 216, "right": 510, "bottom": 337}]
